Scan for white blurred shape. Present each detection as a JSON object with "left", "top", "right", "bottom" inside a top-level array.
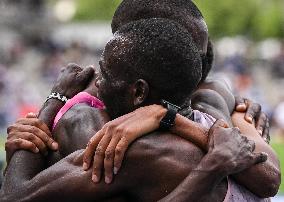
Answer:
[
  {"left": 216, "top": 36, "right": 249, "bottom": 57},
  {"left": 257, "top": 39, "right": 281, "bottom": 60},
  {"left": 51, "top": 23, "right": 112, "bottom": 49},
  {"left": 54, "top": 0, "right": 76, "bottom": 22}
]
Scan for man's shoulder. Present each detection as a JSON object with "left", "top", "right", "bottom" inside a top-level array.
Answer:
[
  {"left": 119, "top": 131, "right": 205, "bottom": 200},
  {"left": 197, "top": 78, "right": 235, "bottom": 113},
  {"left": 55, "top": 103, "right": 109, "bottom": 131}
]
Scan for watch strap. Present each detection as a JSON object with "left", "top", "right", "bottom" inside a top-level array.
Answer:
[{"left": 159, "top": 100, "right": 181, "bottom": 130}]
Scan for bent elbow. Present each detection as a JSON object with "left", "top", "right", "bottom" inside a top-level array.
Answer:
[{"left": 259, "top": 169, "right": 281, "bottom": 198}]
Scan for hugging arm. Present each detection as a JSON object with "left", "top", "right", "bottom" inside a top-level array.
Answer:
[
  {"left": 191, "top": 88, "right": 280, "bottom": 197},
  {"left": 159, "top": 120, "right": 267, "bottom": 202},
  {"left": 1, "top": 64, "right": 95, "bottom": 200},
  {"left": 84, "top": 85, "right": 280, "bottom": 197},
  {"left": 1, "top": 149, "right": 132, "bottom": 202}
]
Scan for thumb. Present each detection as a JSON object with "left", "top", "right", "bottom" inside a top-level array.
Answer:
[
  {"left": 77, "top": 66, "right": 95, "bottom": 84},
  {"left": 252, "top": 152, "right": 268, "bottom": 164},
  {"left": 235, "top": 96, "right": 247, "bottom": 112},
  {"left": 208, "top": 119, "right": 229, "bottom": 135}
]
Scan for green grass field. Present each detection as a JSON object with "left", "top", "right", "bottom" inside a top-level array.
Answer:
[{"left": 271, "top": 142, "right": 284, "bottom": 194}]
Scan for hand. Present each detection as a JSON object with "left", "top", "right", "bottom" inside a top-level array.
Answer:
[
  {"left": 205, "top": 119, "right": 268, "bottom": 176},
  {"left": 83, "top": 105, "right": 166, "bottom": 184},
  {"left": 51, "top": 63, "right": 95, "bottom": 98},
  {"left": 5, "top": 113, "right": 58, "bottom": 165},
  {"left": 235, "top": 96, "right": 270, "bottom": 143}
]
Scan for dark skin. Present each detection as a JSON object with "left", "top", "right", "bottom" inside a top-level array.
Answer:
[
  {"left": 1, "top": 48, "right": 279, "bottom": 202},
  {"left": 1, "top": 14, "right": 279, "bottom": 201},
  {"left": 1, "top": 94, "right": 266, "bottom": 202}
]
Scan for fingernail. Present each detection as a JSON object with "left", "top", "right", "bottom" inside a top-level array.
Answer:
[
  {"left": 258, "top": 130, "right": 263, "bottom": 135},
  {"left": 51, "top": 142, "right": 58, "bottom": 150},
  {"left": 105, "top": 176, "right": 111, "bottom": 184},
  {"left": 114, "top": 167, "right": 118, "bottom": 175},
  {"left": 34, "top": 148, "right": 39, "bottom": 153},
  {"left": 92, "top": 175, "right": 99, "bottom": 183},
  {"left": 236, "top": 104, "right": 246, "bottom": 110},
  {"left": 247, "top": 116, "right": 253, "bottom": 123},
  {"left": 83, "top": 163, "right": 88, "bottom": 170}
]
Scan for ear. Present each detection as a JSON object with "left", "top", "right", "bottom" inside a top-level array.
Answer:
[{"left": 132, "top": 79, "right": 149, "bottom": 106}]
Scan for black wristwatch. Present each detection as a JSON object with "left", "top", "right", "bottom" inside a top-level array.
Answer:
[{"left": 159, "top": 100, "right": 181, "bottom": 130}]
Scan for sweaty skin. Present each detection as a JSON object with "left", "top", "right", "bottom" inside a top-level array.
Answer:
[
  {"left": 2, "top": 96, "right": 229, "bottom": 202},
  {"left": 1, "top": 75, "right": 280, "bottom": 202}
]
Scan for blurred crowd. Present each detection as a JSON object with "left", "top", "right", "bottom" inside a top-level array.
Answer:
[
  {"left": 0, "top": 0, "right": 283, "bottom": 142},
  {"left": 0, "top": 34, "right": 284, "bottom": 141}
]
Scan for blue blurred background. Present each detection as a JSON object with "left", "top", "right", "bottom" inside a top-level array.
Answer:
[{"left": 0, "top": 0, "right": 283, "bottom": 199}]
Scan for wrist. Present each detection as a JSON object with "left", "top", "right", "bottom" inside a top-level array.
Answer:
[
  {"left": 159, "top": 100, "right": 181, "bottom": 130},
  {"left": 153, "top": 104, "right": 167, "bottom": 122},
  {"left": 197, "top": 153, "right": 227, "bottom": 178}
]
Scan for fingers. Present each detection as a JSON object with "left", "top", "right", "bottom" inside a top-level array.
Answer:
[
  {"left": 208, "top": 119, "right": 229, "bottom": 135},
  {"left": 104, "top": 136, "right": 120, "bottom": 184},
  {"left": 255, "top": 112, "right": 267, "bottom": 135},
  {"left": 252, "top": 152, "right": 268, "bottom": 164},
  {"left": 245, "top": 101, "right": 261, "bottom": 124},
  {"left": 77, "top": 66, "right": 95, "bottom": 84},
  {"left": 66, "top": 63, "right": 82, "bottom": 72},
  {"left": 16, "top": 118, "right": 52, "bottom": 138},
  {"left": 247, "top": 139, "right": 256, "bottom": 152},
  {"left": 5, "top": 138, "right": 38, "bottom": 164},
  {"left": 235, "top": 96, "right": 247, "bottom": 112},
  {"left": 8, "top": 123, "right": 57, "bottom": 151},
  {"left": 83, "top": 131, "right": 104, "bottom": 171},
  {"left": 8, "top": 127, "right": 51, "bottom": 155},
  {"left": 113, "top": 137, "right": 129, "bottom": 174},
  {"left": 262, "top": 119, "right": 270, "bottom": 144},
  {"left": 91, "top": 129, "right": 115, "bottom": 183}
]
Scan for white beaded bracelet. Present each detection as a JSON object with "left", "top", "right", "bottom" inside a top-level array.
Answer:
[{"left": 46, "top": 92, "right": 69, "bottom": 103}]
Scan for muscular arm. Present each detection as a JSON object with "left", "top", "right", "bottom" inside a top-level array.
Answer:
[
  {"left": 159, "top": 155, "right": 225, "bottom": 202},
  {"left": 1, "top": 98, "right": 64, "bottom": 194},
  {"left": 231, "top": 112, "right": 280, "bottom": 197},
  {"left": 1, "top": 64, "right": 95, "bottom": 199},
  {"left": 191, "top": 88, "right": 280, "bottom": 197},
  {"left": 1, "top": 130, "right": 225, "bottom": 202}
]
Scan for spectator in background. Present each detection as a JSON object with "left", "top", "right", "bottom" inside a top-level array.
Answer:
[{"left": 273, "top": 97, "right": 284, "bottom": 141}]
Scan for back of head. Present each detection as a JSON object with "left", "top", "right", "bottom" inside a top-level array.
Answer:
[
  {"left": 112, "top": 0, "right": 212, "bottom": 83},
  {"left": 105, "top": 18, "right": 202, "bottom": 106},
  {"left": 112, "top": 0, "right": 204, "bottom": 32}
]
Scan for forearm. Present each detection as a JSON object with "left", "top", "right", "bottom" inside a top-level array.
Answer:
[
  {"left": 159, "top": 154, "right": 225, "bottom": 202},
  {"left": 152, "top": 105, "right": 208, "bottom": 151},
  {"left": 171, "top": 114, "right": 208, "bottom": 151},
  {"left": 38, "top": 99, "right": 64, "bottom": 130},
  {"left": 231, "top": 112, "right": 281, "bottom": 197},
  {"left": 1, "top": 150, "right": 84, "bottom": 202},
  {"left": 1, "top": 99, "right": 64, "bottom": 197},
  {"left": 1, "top": 150, "right": 118, "bottom": 202}
]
